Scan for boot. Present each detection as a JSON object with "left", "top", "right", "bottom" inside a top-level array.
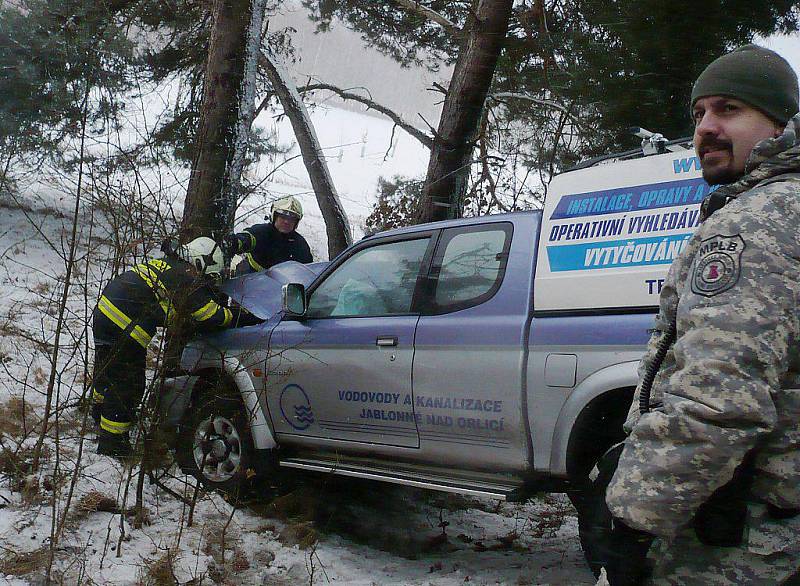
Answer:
[{"left": 97, "top": 430, "right": 133, "bottom": 462}]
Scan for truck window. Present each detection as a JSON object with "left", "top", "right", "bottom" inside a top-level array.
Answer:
[
  {"left": 428, "top": 224, "right": 511, "bottom": 313},
  {"left": 306, "top": 237, "right": 430, "bottom": 318}
]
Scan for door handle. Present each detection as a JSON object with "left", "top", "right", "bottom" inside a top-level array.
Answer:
[{"left": 376, "top": 336, "right": 398, "bottom": 347}]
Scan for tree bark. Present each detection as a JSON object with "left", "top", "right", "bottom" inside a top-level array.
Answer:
[
  {"left": 181, "top": 0, "right": 266, "bottom": 239},
  {"left": 415, "top": 0, "right": 514, "bottom": 224},
  {"left": 259, "top": 50, "right": 352, "bottom": 258}
]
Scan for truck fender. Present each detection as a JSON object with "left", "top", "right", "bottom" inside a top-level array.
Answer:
[
  {"left": 220, "top": 356, "right": 277, "bottom": 450},
  {"left": 549, "top": 360, "right": 639, "bottom": 477},
  {"left": 175, "top": 353, "right": 278, "bottom": 451},
  {"left": 160, "top": 375, "right": 200, "bottom": 428}
]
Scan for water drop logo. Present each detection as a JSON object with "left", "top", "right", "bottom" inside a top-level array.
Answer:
[{"left": 279, "top": 384, "right": 315, "bottom": 430}]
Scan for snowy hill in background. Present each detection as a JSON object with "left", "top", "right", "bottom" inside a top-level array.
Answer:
[
  {"left": 8, "top": 81, "right": 431, "bottom": 262},
  {"left": 245, "top": 99, "right": 431, "bottom": 256},
  {"left": 270, "top": 2, "right": 452, "bottom": 124}
]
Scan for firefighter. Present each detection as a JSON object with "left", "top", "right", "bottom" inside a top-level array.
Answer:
[
  {"left": 91, "top": 236, "right": 234, "bottom": 460},
  {"left": 224, "top": 196, "right": 313, "bottom": 274}
]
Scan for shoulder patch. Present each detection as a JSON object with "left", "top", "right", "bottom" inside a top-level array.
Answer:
[{"left": 691, "top": 234, "right": 745, "bottom": 297}]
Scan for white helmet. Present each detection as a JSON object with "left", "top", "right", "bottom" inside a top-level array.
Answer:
[
  {"left": 270, "top": 196, "right": 303, "bottom": 225},
  {"left": 179, "top": 236, "right": 225, "bottom": 276}
]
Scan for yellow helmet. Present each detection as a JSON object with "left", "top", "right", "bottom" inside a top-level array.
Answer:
[{"left": 270, "top": 196, "right": 303, "bottom": 225}]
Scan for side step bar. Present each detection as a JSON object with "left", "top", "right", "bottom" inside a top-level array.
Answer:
[{"left": 278, "top": 457, "right": 524, "bottom": 501}]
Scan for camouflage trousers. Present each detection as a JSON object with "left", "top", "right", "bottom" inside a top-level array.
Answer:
[{"left": 647, "top": 504, "right": 800, "bottom": 585}]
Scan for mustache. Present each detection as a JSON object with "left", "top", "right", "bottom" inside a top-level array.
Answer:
[{"left": 698, "top": 138, "right": 732, "bottom": 156}]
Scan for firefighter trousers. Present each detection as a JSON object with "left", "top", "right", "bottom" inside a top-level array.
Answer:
[{"left": 92, "top": 333, "right": 146, "bottom": 436}]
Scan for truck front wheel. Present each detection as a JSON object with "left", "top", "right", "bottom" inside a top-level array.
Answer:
[{"left": 176, "top": 388, "right": 258, "bottom": 501}]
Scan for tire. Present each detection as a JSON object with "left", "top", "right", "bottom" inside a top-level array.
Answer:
[{"left": 176, "top": 386, "right": 258, "bottom": 501}]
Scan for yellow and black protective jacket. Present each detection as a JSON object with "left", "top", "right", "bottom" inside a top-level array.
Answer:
[
  {"left": 94, "top": 256, "right": 233, "bottom": 348},
  {"left": 232, "top": 222, "right": 313, "bottom": 272}
]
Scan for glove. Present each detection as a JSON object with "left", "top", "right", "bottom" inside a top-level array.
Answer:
[{"left": 222, "top": 233, "right": 243, "bottom": 256}]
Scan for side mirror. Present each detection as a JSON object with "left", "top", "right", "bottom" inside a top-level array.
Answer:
[{"left": 282, "top": 283, "right": 307, "bottom": 316}]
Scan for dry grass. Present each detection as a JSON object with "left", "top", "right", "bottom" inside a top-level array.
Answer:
[
  {"left": 0, "top": 396, "right": 36, "bottom": 437},
  {"left": 231, "top": 548, "right": 250, "bottom": 572},
  {"left": 277, "top": 520, "right": 318, "bottom": 549},
  {"left": 66, "top": 490, "right": 152, "bottom": 529},
  {"left": 138, "top": 549, "right": 179, "bottom": 586},
  {"left": 201, "top": 519, "right": 251, "bottom": 581},
  {"left": 528, "top": 495, "right": 572, "bottom": 539},
  {"left": 32, "top": 367, "right": 47, "bottom": 387},
  {"left": 65, "top": 490, "right": 120, "bottom": 529},
  {"left": 31, "top": 281, "right": 52, "bottom": 295},
  {"left": 76, "top": 490, "right": 119, "bottom": 515},
  {"left": 0, "top": 546, "right": 49, "bottom": 577},
  {"left": 0, "top": 445, "right": 37, "bottom": 491}
]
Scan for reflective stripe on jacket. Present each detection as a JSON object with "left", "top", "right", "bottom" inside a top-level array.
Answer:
[
  {"left": 236, "top": 222, "right": 313, "bottom": 271},
  {"left": 95, "top": 257, "right": 232, "bottom": 346}
]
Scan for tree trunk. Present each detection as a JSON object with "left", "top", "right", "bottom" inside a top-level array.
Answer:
[
  {"left": 181, "top": 0, "right": 267, "bottom": 239},
  {"left": 415, "top": 0, "right": 514, "bottom": 224},
  {"left": 259, "top": 50, "right": 352, "bottom": 258}
]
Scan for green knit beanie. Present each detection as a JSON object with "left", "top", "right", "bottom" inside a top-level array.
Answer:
[{"left": 691, "top": 44, "right": 799, "bottom": 124}]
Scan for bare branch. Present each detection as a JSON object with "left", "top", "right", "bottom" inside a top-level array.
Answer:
[
  {"left": 259, "top": 50, "right": 353, "bottom": 257},
  {"left": 489, "top": 92, "right": 584, "bottom": 127},
  {"left": 385, "top": 124, "right": 398, "bottom": 161},
  {"left": 391, "top": 0, "right": 461, "bottom": 35},
  {"left": 417, "top": 114, "right": 439, "bottom": 138},
  {"left": 299, "top": 82, "right": 434, "bottom": 149},
  {"left": 429, "top": 81, "right": 448, "bottom": 96}
]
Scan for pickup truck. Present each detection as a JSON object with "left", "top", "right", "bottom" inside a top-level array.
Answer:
[{"left": 162, "top": 143, "right": 712, "bottom": 517}]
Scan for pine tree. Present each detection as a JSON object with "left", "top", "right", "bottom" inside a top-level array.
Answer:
[
  {"left": 0, "top": 0, "right": 138, "bottom": 155},
  {"left": 303, "top": 0, "right": 800, "bottom": 209}
]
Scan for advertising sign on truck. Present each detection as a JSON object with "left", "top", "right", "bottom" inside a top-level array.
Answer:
[{"left": 535, "top": 151, "right": 715, "bottom": 311}]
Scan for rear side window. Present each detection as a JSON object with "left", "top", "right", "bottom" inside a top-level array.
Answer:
[{"left": 427, "top": 223, "right": 512, "bottom": 313}]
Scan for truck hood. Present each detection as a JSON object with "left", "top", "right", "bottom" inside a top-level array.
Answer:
[{"left": 220, "top": 261, "right": 327, "bottom": 320}]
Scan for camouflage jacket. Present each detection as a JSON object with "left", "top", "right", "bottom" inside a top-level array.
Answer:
[{"left": 607, "top": 114, "right": 800, "bottom": 538}]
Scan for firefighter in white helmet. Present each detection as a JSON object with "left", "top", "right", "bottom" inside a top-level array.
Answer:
[
  {"left": 91, "top": 236, "right": 234, "bottom": 461},
  {"left": 224, "top": 196, "right": 313, "bottom": 274}
]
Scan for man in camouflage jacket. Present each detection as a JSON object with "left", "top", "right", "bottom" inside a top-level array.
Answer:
[{"left": 606, "top": 45, "right": 800, "bottom": 584}]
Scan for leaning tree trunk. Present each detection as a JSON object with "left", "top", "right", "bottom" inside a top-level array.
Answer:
[
  {"left": 259, "top": 50, "right": 352, "bottom": 259},
  {"left": 415, "top": 0, "right": 514, "bottom": 224},
  {"left": 181, "top": 0, "right": 267, "bottom": 239}
]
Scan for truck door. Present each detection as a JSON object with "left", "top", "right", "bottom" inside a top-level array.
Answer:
[
  {"left": 265, "top": 233, "right": 435, "bottom": 448},
  {"left": 413, "top": 221, "right": 532, "bottom": 471}
]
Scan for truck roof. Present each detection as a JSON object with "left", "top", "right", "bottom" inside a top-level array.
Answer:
[{"left": 362, "top": 210, "right": 542, "bottom": 241}]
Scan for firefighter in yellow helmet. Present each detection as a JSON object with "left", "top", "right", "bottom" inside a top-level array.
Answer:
[
  {"left": 92, "top": 237, "right": 234, "bottom": 461},
  {"left": 224, "top": 196, "right": 313, "bottom": 274}
]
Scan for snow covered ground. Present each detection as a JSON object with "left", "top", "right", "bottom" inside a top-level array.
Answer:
[{"left": 0, "top": 89, "right": 597, "bottom": 584}]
